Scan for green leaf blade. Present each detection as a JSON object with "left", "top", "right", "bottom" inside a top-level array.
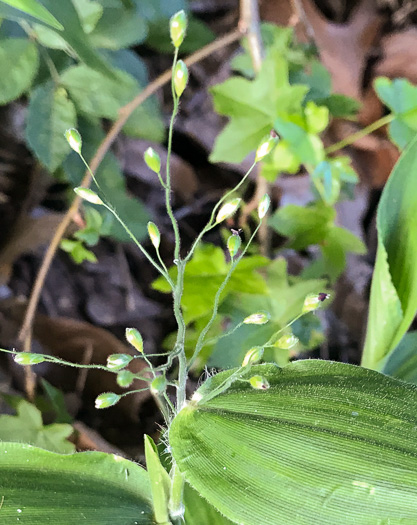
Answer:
[
  {"left": 38, "top": 0, "right": 116, "bottom": 78},
  {"left": 0, "top": 0, "right": 63, "bottom": 29},
  {"left": 0, "top": 38, "right": 39, "bottom": 104},
  {"left": 0, "top": 442, "right": 153, "bottom": 524},
  {"left": 26, "top": 83, "right": 77, "bottom": 172},
  {"left": 362, "top": 135, "right": 417, "bottom": 369},
  {"left": 170, "top": 361, "right": 417, "bottom": 525}
]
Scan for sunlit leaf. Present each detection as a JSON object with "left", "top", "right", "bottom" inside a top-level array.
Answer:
[
  {"left": 362, "top": 135, "right": 417, "bottom": 370},
  {"left": 170, "top": 360, "right": 417, "bottom": 525},
  {"left": 0, "top": 0, "right": 63, "bottom": 29},
  {"left": 0, "top": 442, "right": 153, "bottom": 524},
  {"left": 0, "top": 399, "right": 74, "bottom": 453}
]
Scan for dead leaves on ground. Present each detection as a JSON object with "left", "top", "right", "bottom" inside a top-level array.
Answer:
[
  {"left": 0, "top": 300, "right": 151, "bottom": 421},
  {"left": 263, "top": 0, "right": 417, "bottom": 188}
]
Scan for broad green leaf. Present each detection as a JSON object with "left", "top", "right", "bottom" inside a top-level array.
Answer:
[
  {"left": 291, "top": 60, "right": 331, "bottom": 101},
  {"left": 0, "top": 38, "right": 39, "bottom": 104},
  {"left": 105, "top": 49, "right": 164, "bottom": 142},
  {"left": 72, "top": 0, "right": 103, "bottom": 33},
  {"left": 32, "top": 0, "right": 103, "bottom": 49},
  {"left": 61, "top": 64, "right": 134, "bottom": 119},
  {"left": 0, "top": 0, "right": 63, "bottom": 29},
  {"left": 210, "top": 50, "right": 307, "bottom": 164},
  {"left": 62, "top": 63, "right": 163, "bottom": 142},
  {"left": 26, "top": 83, "right": 77, "bottom": 172},
  {"left": 31, "top": 22, "right": 71, "bottom": 50},
  {"left": 170, "top": 360, "right": 417, "bottom": 525},
  {"left": 89, "top": 5, "right": 147, "bottom": 49},
  {"left": 274, "top": 116, "right": 325, "bottom": 166},
  {"left": 318, "top": 93, "right": 360, "bottom": 118},
  {"left": 362, "top": 135, "right": 417, "bottom": 370},
  {"left": 210, "top": 115, "right": 271, "bottom": 164},
  {"left": 144, "top": 435, "right": 170, "bottom": 524},
  {"left": 36, "top": 0, "right": 116, "bottom": 78},
  {"left": 135, "top": 0, "right": 186, "bottom": 21},
  {"left": 0, "top": 399, "right": 74, "bottom": 454},
  {"left": 269, "top": 203, "right": 335, "bottom": 250},
  {"left": 382, "top": 331, "right": 417, "bottom": 385},
  {"left": 374, "top": 77, "right": 417, "bottom": 149},
  {"left": 0, "top": 442, "right": 153, "bottom": 523}
]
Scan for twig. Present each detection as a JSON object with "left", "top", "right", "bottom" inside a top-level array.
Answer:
[
  {"left": 291, "top": 0, "right": 317, "bottom": 44},
  {"left": 238, "top": 0, "right": 269, "bottom": 255},
  {"left": 17, "top": 29, "right": 243, "bottom": 394},
  {"left": 239, "top": 0, "right": 263, "bottom": 71}
]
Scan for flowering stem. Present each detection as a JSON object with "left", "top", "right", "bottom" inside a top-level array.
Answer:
[
  {"left": 188, "top": 221, "right": 262, "bottom": 370},
  {"left": 184, "top": 161, "right": 257, "bottom": 264}
]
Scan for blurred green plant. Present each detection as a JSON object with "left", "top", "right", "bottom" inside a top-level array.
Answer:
[{"left": 0, "top": 0, "right": 213, "bottom": 262}]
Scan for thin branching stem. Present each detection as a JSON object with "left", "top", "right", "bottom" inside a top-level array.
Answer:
[
  {"left": 188, "top": 221, "right": 262, "bottom": 370},
  {"left": 184, "top": 161, "right": 257, "bottom": 264}
]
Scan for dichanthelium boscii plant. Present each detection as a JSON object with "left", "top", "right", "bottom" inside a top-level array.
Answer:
[{"left": 2, "top": 9, "right": 417, "bottom": 525}]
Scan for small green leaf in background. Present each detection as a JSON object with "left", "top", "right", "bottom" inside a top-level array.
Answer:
[
  {"left": 210, "top": 50, "right": 308, "bottom": 163},
  {"left": 61, "top": 62, "right": 164, "bottom": 141},
  {"left": 0, "top": 442, "right": 153, "bottom": 524},
  {"left": 291, "top": 60, "right": 331, "bottom": 101},
  {"left": 40, "top": 378, "right": 72, "bottom": 424},
  {"left": 374, "top": 77, "right": 417, "bottom": 149},
  {"left": 0, "top": 38, "right": 39, "bottom": 104},
  {"left": 152, "top": 244, "right": 269, "bottom": 324},
  {"left": 61, "top": 65, "right": 133, "bottom": 119},
  {"left": 311, "top": 157, "right": 358, "bottom": 205},
  {"left": 105, "top": 49, "right": 165, "bottom": 142},
  {"left": 0, "top": 399, "right": 74, "bottom": 453},
  {"left": 273, "top": 114, "right": 325, "bottom": 166},
  {"left": 72, "top": 0, "right": 103, "bottom": 34},
  {"left": 208, "top": 258, "right": 326, "bottom": 369},
  {"left": 362, "top": 134, "right": 417, "bottom": 370},
  {"left": 0, "top": 0, "right": 63, "bottom": 29},
  {"left": 270, "top": 203, "right": 365, "bottom": 282},
  {"left": 26, "top": 83, "right": 77, "bottom": 172},
  {"left": 38, "top": 0, "right": 116, "bottom": 78},
  {"left": 270, "top": 202, "right": 335, "bottom": 250},
  {"left": 382, "top": 331, "right": 417, "bottom": 385},
  {"left": 89, "top": 4, "right": 148, "bottom": 50},
  {"left": 31, "top": 0, "right": 103, "bottom": 50},
  {"left": 319, "top": 93, "right": 361, "bottom": 119},
  {"left": 61, "top": 238, "right": 98, "bottom": 264},
  {"left": 292, "top": 60, "right": 360, "bottom": 118},
  {"left": 303, "top": 225, "right": 366, "bottom": 283},
  {"left": 170, "top": 360, "right": 417, "bottom": 525}
]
